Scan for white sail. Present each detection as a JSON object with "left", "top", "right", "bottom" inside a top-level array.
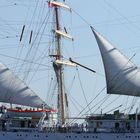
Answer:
[
  {"left": 0, "top": 62, "right": 50, "bottom": 109},
  {"left": 91, "top": 26, "right": 140, "bottom": 97}
]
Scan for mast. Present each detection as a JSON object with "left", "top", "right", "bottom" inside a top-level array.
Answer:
[
  {"left": 49, "top": 0, "right": 71, "bottom": 125},
  {"left": 54, "top": 3, "right": 66, "bottom": 125}
]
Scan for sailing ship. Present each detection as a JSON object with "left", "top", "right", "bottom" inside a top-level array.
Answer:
[{"left": 0, "top": 0, "right": 140, "bottom": 139}]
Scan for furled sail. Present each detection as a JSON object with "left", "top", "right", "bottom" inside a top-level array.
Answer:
[
  {"left": 91, "top": 26, "right": 140, "bottom": 97},
  {"left": 0, "top": 62, "right": 50, "bottom": 109}
]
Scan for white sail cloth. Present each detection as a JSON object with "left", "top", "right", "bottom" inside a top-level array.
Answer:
[
  {"left": 91, "top": 26, "right": 140, "bottom": 97},
  {"left": 0, "top": 62, "right": 50, "bottom": 109}
]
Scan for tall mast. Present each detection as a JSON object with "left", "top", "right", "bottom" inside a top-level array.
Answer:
[
  {"left": 49, "top": 0, "right": 72, "bottom": 125},
  {"left": 54, "top": 3, "right": 66, "bottom": 125}
]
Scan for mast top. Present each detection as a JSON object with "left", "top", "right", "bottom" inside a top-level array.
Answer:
[{"left": 48, "top": 1, "right": 71, "bottom": 11}]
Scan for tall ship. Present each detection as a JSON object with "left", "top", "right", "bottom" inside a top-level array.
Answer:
[{"left": 0, "top": 0, "right": 140, "bottom": 139}]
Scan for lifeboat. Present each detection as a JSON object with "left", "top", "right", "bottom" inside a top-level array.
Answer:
[{"left": 6, "top": 108, "right": 55, "bottom": 118}]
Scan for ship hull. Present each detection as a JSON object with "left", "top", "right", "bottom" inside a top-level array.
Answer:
[{"left": 0, "top": 131, "right": 139, "bottom": 140}]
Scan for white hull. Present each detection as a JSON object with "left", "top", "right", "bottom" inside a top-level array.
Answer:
[{"left": 0, "top": 131, "right": 139, "bottom": 140}]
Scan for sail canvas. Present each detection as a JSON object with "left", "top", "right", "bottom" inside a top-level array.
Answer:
[
  {"left": 91, "top": 27, "right": 140, "bottom": 97},
  {"left": 0, "top": 63, "right": 50, "bottom": 109}
]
